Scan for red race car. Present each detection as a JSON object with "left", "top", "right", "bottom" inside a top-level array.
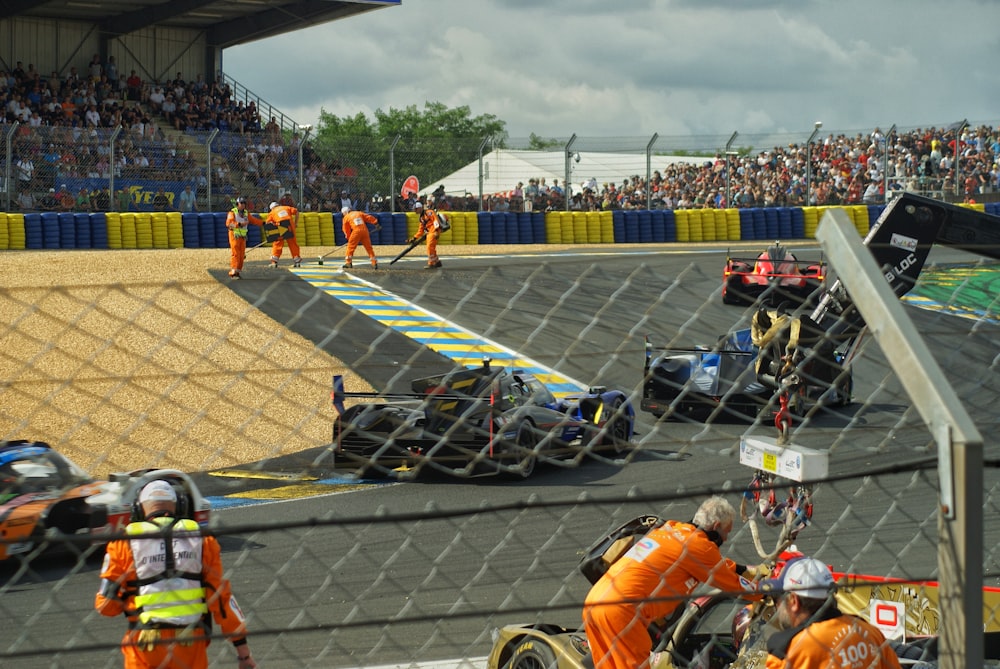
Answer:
[{"left": 722, "top": 241, "right": 826, "bottom": 306}]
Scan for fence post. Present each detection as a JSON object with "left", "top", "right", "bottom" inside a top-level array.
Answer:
[{"left": 815, "top": 209, "right": 984, "bottom": 669}]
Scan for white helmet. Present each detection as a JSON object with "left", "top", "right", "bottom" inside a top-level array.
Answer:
[
  {"left": 413, "top": 201, "right": 423, "bottom": 210},
  {"left": 269, "top": 201, "right": 278, "bottom": 211},
  {"left": 341, "top": 206, "right": 350, "bottom": 215}
]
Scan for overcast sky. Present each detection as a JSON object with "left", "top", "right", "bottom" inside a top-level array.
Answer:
[{"left": 224, "top": 0, "right": 999, "bottom": 142}]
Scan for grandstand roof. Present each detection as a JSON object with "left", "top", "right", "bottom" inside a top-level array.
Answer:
[{"left": 0, "top": 0, "right": 398, "bottom": 49}]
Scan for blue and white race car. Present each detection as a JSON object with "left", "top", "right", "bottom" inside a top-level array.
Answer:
[{"left": 330, "top": 360, "right": 635, "bottom": 479}]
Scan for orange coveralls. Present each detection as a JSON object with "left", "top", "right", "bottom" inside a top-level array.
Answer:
[
  {"left": 765, "top": 611, "right": 903, "bottom": 669},
  {"left": 265, "top": 204, "right": 301, "bottom": 264},
  {"left": 417, "top": 208, "right": 443, "bottom": 267},
  {"left": 342, "top": 210, "right": 380, "bottom": 266},
  {"left": 95, "top": 522, "right": 250, "bottom": 669},
  {"left": 583, "top": 520, "right": 755, "bottom": 669},
  {"left": 225, "top": 205, "right": 263, "bottom": 275}
]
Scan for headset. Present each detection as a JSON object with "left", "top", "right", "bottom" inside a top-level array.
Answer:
[{"left": 129, "top": 477, "right": 191, "bottom": 522}]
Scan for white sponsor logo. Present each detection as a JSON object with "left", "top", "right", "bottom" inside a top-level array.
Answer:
[
  {"left": 884, "top": 252, "right": 918, "bottom": 283},
  {"left": 890, "top": 233, "right": 918, "bottom": 252},
  {"left": 625, "top": 537, "right": 659, "bottom": 563}
]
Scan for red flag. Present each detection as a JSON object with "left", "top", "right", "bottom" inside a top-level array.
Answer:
[{"left": 401, "top": 175, "right": 419, "bottom": 198}]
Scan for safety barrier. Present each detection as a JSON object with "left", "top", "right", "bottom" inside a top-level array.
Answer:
[{"left": 1, "top": 203, "right": 996, "bottom": 250}]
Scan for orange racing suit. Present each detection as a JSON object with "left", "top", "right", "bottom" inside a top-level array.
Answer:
[
  {"left": 265, "top": 204, "right": 301, "bottom": 265},
  {"left": 416, "top": 207, "right": 444, "bottom": 267},
  {"left": 225, "top": 205, "right": 263, "bottom": 275},
  {"left": 765, "top": 604, "right": 902, "bottom": 669},
  {"left": 95, "top": 516, "right": 250, "bottom": 669},
  {"left": 342, "top": 209, "right": 380, "bottom": 267},
  {"left": 583, "top": 519, "right": 756, "bottom": 669}
]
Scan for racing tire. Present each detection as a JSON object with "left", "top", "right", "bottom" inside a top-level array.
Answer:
[
  {"left": 506, "top": 638, "right": 559, "bottom": 669},
  {"left": 831, "top": 373, "right": 853, "bottom": 408},
  {"left": 604, "top": 396, "right": 632, "bottom": 454},
  {"left": 504, "top": 421, "right": 538, "bottom": 479},
  {"left": 722, "top": 278, "right": 744, "bottom": 305}
]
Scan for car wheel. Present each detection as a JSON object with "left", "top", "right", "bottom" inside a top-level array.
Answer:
[
  {"left": 505, "top": 422, "right": 538, "bottom": 479},
  {"left": 604, "top": 396, "right": 632, "bottom": 454},
  {"left": 832, "top": 372, "right": 853, "bottom": 407},
  {"left": 722, "top": 278, "right": 743, "bottom": 305},
  {"left": 507, "top": 638, "right": 558, "bottom": 669}
]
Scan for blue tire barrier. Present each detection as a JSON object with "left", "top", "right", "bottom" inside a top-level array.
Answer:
[
  {"left": 649, "top": 209, "right": 666, "bottom": 243},
  {"left": 504, "top": 212, "right": 519, "bottom": 243},
  {"left": 739, "top": 209, "right": 754, "bottom": 240},
  {"left": 213, "top": 213, "right": 229, "bottom": 248},
  {"left": 612, "top": 209, "right": 626, "bottom": 243},
  {"left": 530, "top": 212, "right": 545, "bottom": 244},
  {"left": 182, "top": 212, "right": 200, "bottom": 248},
  {"left": 75, "top": 213, "right": 92, "bottom": 248},
  {"left": 41, "top": 212, "right": 60, "bottom": 249},
  {"left": 662, "top": 209, "right": 677, "bottom": 243},
  {"left": 198, "top": 213, "right": 216, "bottom": 248},
  {"left": 24, "top": 213, "right": 43, "bottom": 249},
  {"left": 637, "top": 210, "right": 653, "bottom": 243},
  {"left": 777, "top": 207, "right": 793, "bottom": 239},
  {"left": 751, "top": 208, "right": 766, "bottom": 240},
  {"left": 491, "top": 212, "right": 507, "bottom": 245},
  {"left": 517, "top": 212, "right": 533, "bottom": 243},
  {"left": 476, "top": 212, "right": 493, "bottom": 245},
  {"left": 58, "top": 212, "right": 76, "bottom": 248},
  {"left": 392, "top": 212, "right": 408, "bottom": 245},
  {"left": 791, "top": 207, "right": 805, "bottom": 239},
  {"left": 764, "top": 208, "right": 780, "bottom": 239}
]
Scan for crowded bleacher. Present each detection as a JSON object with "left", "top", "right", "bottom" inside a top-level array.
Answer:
[{"left": 5, "top": 55, "right": 999, "bottom": 214}]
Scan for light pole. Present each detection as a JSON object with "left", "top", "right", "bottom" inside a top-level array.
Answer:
[
  {"left": 882, "top": 124, "right": 896, "bottom": 203},
  {"left": 953, "top": 119, "right": 968, "bottom": 200},
  {"left": 724, "top": 130, "right": 738, "bottom": 208},
  {"left": 805, "top": 121, "right": 822, "bottom": 206},
  {"left": 297, "top": 124, "right": 312, "bottom": 208}
]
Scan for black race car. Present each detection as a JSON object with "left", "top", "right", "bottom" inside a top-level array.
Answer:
[{"left": 329, "top": 360, "right": 635, "bottom": 479}]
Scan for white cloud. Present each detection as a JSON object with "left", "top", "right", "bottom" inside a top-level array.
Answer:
[{"left": 223, "top": 0, "right": 1000, "bottom": 139}]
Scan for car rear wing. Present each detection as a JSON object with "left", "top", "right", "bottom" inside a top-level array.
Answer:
[
  {"left": 331, "top": 374, "right": 494, "bottom": 416},
  {"left": 726, "top": 255, "right": 826, "bottom": 267}
]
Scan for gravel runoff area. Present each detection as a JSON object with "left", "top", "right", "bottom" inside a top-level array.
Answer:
[{"left": 0, "top": 243, "right": 606, "bottom": 477}]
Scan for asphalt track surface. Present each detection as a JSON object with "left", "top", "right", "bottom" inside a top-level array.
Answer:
[{"left": 4, "top": 245, "right": 999, "bottom": 669}]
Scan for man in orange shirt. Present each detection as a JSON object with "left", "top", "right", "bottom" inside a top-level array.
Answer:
[
  {"left": 265, "top": 201, "right": 301, "bottom": 268},
  {"left": 583, "top": 496, "right": 760, "bottom": 669},
  {"left": 95, "top": 480, "right": 257, "bottom": 669},
  {"left": 763, "top": 557, "right": 902, "bottom": 669},
  {"left": 225, "top": 196, "right": 263, "bottom": 279},
  {"left": 411, "top": 200, "right": 444, "bottom": 269},
  {"left": 341, "top": 205, "right": 380, "bottom": 269}
]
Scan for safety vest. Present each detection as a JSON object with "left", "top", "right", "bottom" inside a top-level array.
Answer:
[
  {"left": 230, "top": 208, "right": 251, "bottom": 238},
  {"left": 126, "top": 517, "right": 209, "bottom": 627}
]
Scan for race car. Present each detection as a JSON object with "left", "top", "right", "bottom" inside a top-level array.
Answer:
[
  {"left": 0, "top": 439, "right": 209, "bottom": 561},
  {"left": 486, "top": 521, "right": 1000, "bottom": 669},
  {"left": 645, "top": 193, "right": 1000, "bottom": 424},
  {"left": 640, "top": 309, "right": 856, "bottom": 422},
  {"left": 722, "top": 241, "right": 826, "bottom": 306},
  {"left": 330, "top": 359, "right": 635, "bottom": 479}
]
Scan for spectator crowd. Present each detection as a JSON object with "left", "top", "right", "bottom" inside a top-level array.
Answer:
[
  {"left": 4, "top": 55, "right": 999, "bottom": 215},
  {"left": 442, "top": 125, "right": 1000, "bottom": 213}
]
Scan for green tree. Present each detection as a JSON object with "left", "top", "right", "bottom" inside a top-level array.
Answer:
[
  {"left": 313, "top": 102, "right": 507, "bottom": 200},
  {"left": 527, "top": 133, "right": 563, "bottom": 150}
]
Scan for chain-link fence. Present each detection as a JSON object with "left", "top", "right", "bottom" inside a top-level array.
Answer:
[{"left": 1, "top": 189, "right": 998, "bottom": 668}]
